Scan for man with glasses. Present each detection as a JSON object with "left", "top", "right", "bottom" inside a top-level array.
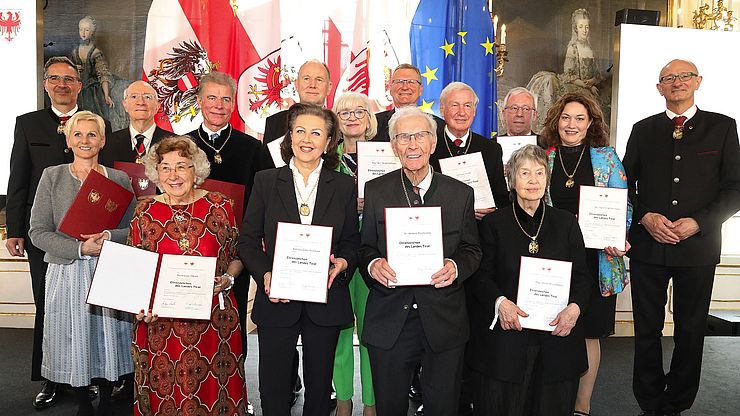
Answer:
[
  {"left": 186, "top": 71, "right": 262, "bottom": 415},
  {"left": 623, "top": 59, "right": 740, "bottom": 416},
  {"left": 6, "top": 56, "right": 112, "bottom": 409},
  {"left": 360, "top": 107, "right": 481, "bottom": 416},
  {"left": 100, "top": 80, "right": 170, "bottom": 166},
  {"left": 500, "top": 87, "right": 538, "bottom": 137},
  {"left": 375, "top": 64, "right": 445, "bottom": 142}
]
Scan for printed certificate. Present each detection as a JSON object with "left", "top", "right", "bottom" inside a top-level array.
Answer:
[
  {"left": 270, "top": 222, "right": 333, "bottom": 303},
  {"left": 498, "top": 135, "right": 538, "bottom": 165},
  {"left": 517, "top": 256, "right": 572, "bottom": 332},
  {"left": 438, "top": 152, "right": 495, "bottom": 209},
  {"left": 385, "top": 207, "right": 443, "bottom": 286},
  {"left": 151, "top": 255, "right": 217, "bottom": 320},
  {"left": 578, "top": 186, "right": 628, "bottom": 251},
  {"left": 357, "top": 141, "right": 401, "bottom": 198},
  {"left": 87, "top": 241, "right": 217, "bottom": 320}
]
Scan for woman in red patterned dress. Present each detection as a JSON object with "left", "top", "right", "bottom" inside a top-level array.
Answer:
[{"left": 129, "top": 136, "right": 247, "bottom": 415}]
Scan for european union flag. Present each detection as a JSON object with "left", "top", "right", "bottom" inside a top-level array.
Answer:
[{"left": 410, "top": 0, "right": 498, "bottom": 138}]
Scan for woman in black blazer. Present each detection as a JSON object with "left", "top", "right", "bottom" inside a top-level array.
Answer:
[
  {"left": 465, "top": 145, "right": 591, "bottom": 416},
  {"left": 237, "top": 103, "right": 360, "bottom": 416}
]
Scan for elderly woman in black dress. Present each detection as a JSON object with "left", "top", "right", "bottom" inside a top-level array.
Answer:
[{"left": 465, "top": 144, "right": 591, "bottom": 416}]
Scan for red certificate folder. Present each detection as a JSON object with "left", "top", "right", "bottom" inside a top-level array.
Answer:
[
  {"left": 199, "top": 178, "right": 246, "bottom": 226},
  {"left": 58, "top": 169, "right": 134, "bottom": 240},
  {"left": 114, "top": 161, "right": 157, "bottom": 198}
]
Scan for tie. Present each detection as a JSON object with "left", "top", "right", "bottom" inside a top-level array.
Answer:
[
  {"left": 453, "top": 138, "right": 463, "bottom": 147},
  {"left": 673, "top": 116, "right": 687, "bottom": 140},
  {"left": 135, "top": 134, "right": 146, "bottom": 155},
  {"left": 209, "top": 132, "right": 219, "bottom": 144},
  {"left": 59, "top": 115, "right": 71, "bottom": 123}
]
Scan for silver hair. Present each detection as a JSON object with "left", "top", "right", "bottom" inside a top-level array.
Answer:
[
  {"left": 506, "top": 144, "right": 550, "bottom": 193},
  {"left": 123, "top": 80, "right": 158, "bottom": 100},
  {"left": 143, "top": 136, "right": 211, "bottom": 190},
  {"left": 43, "top": 56, "right": 78, "bottom": 79},
  {"left": 440, "top": 81, "right": 479, "bottom": 108},
  {"left": 388, "top": 106, "right": 437, "bottom": 142},
  {"left": 503, "top": 87, "right": 538, "bottom": 111},
  {"left": 197, "top": 71, "right": 237, "bottom": 98},
  {"left": 333, "top": 92, "right": 378, "bottom": 140}
]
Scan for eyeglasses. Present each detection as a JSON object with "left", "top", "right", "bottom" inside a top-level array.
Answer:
[
  {"left": 659, "top": 72, "right": 698, "bottom": 84},
  {"left": 158, "top": 164, "right": 194, "bottom": 174},
  {"left": 336, "top": 109, "right": 367, "bottom": 120},
  {"left": 393, "top": 131, "right": 432, "bottom": 145},
  {"left": 45, "top": 75, "right": 80, "bottom": 85},
  {"left": 504, "top": 105, "right": 534, "bottom": 113},
  {"left": 391, "top": 79, "right": 422, "bottom": 87},
  {"left": 127, "top": 93, "right": 155, "bottom": 102}
]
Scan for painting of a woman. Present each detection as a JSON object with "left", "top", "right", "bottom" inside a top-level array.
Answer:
[
  {"left": 526, "top": 8, "right": 610, "bottom": 132},
  {"left": 71, "top": 15, "right": 129, "bottom": 131}
]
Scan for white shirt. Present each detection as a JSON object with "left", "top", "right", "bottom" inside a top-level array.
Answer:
[
  {"left": 289, "top": 157, "right": 324, "bottom": 225},
  {"left": 410, "top": 166, "right": 434, "bottom": 203},
  {"left": 202, "top": 123, "right": 229, "bottom": 139},
  {"left": 52, "top": 105, "right": 78, "bottom": 118},
  {"left": 129, "top": 123, "right": 157, "bottom": 152},
  {"left": 666, "top": 104, "right": 698, "bottom": 122},
  {"left": 444, "top": 125, "right": 470, "bottom": 147}
]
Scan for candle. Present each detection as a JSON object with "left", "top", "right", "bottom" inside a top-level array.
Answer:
[
  {"left": 501, "top": 24, "right": 507, "bottom": 44},
  {"left": 677, "top": 7, "right": 682, "bottom": 26},
  {"left": 493, "top": 14, "right": 499, "bottom": 38}
]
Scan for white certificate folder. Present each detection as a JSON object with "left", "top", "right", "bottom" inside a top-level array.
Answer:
[
  {"left": 87, "top": 240, "right": 217, "bottom": 320},
  {"left": 438, "top": 152, "right": 496, "bottom": 209},
  {"left": 270, "top": 222, "right": 334, "bottom": 303},
  {"left": 516, "top": 256, "right": 572, "bottom": 332},
  {"left": 577, "top": 186, "right": 628, "bottom": 251},
  {"left": 385, "top": 206, "right": 444, "bottom": 286}
]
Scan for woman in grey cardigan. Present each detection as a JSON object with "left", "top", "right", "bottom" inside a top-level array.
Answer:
[{"left": 29, "top": 111, "right": 136, "bottom": 416}]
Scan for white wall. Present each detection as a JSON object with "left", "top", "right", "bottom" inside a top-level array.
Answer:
[
  {"left": 611, "top": 24, "right": 740, "bottom": 159},
  {"left": 0, "top": 1, "right": 40, "bottom": 194}
]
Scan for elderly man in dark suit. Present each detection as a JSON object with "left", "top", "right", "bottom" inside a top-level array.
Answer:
[
  {"left": 99, "top": 80, "right": 170, "bottom": 166},
  {"left": 432, "top": 81, "right": 509, "bottom": 216},
  {"left": 374, "top": 64, "right": 445, "bottom": 143},
  {"left": 623, "top": 59, "right": 740, "bottom": 416},
  {"left": 500, "top": 87, "right": 538, "bottom": 137},
  {"left": 261, "top": 60, "right": 332, "bottom": 168},
  {"left": 360, "top": 107, "right": 481, "bottom": 416},
  {"left": 6, "top": 56, "right": 111, "bottom": 409},
  {"left": 185, "top": 71, "right": 262, "bottom": 414}
]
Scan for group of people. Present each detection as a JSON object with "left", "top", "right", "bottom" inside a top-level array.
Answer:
[{"left": 5, "top": 55, "right": 738, "bottom": 416}]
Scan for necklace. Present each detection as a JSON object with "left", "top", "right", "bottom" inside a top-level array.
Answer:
[
  {"left": 512, "top": 203, "right": 545, "bottom": 254},
  {"left": 197, "top": 125, "right": 233, "bottom": 164},
  {"left": 443, "top": 134, "right": 473, "bottom": 157},
  {"left": 558, "top": 145, "right": 586, "bottom": 188},
  {"left": 167, "top": 194, "right": 194, "bottom": 251},
  {"left": 400, "top": 169, "right": 424, "bottom": 207},
  {"left": 291, "top": 168, "right": 320, "bottom": 216}
]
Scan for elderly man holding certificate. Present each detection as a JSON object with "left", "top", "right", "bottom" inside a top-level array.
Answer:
[
  {"left": 360, "top": 107, "right": 481, "bottom": 416},
  {"left": 238, "top": 103, "right": 360, "bottom": 416},
  {"left": 465, "top": 145, "right": 591, "bottom": 416},
  {"left": 432, "top": 82, "right": 510, "bottom": 219}
]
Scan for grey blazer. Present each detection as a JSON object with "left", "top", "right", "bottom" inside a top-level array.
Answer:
[{"left": 29, "top": 164, "right": 136, "bottom": 265}]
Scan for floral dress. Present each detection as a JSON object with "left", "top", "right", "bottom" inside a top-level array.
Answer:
[{"left": 129, "top": 192, "right": 246, "bottom": 416}]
